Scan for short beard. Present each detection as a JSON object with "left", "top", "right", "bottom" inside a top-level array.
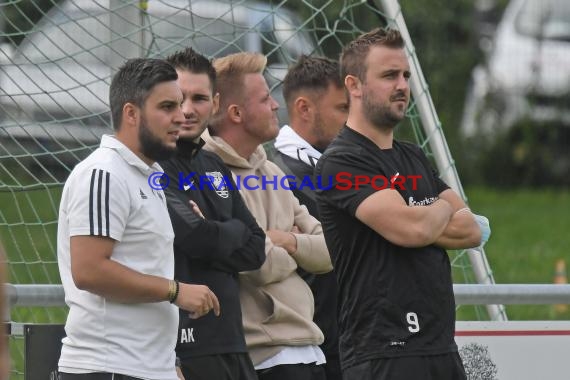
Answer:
[
  {"left": 362, "top": 89, "right": 404, "bottom": 130},
  {"left": 139, "top": 116, "right": 176, "bottom": 162},
  {"left": 179, "top": 121, "right": 208, "bottom": 143}
]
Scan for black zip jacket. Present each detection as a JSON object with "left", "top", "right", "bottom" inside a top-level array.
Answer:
[{"left": 161, "top": 138, "right": 266, "bottom": 358}]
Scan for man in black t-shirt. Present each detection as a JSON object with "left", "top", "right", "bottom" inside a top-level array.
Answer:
[{"left": 315, "top": 28, "right": 484, "bottom": 380}]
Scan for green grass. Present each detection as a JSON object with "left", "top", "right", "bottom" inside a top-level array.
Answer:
[
  {"left": 457, "top": 187, "right": 570, "bottom": 320},
  {"left": 1, "top": 184, "right": 67, "bottom": 380},
  {"left": 1, "top": 185, "right": 62, "bottom": 287}
]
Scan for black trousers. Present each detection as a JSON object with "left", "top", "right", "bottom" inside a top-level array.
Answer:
[
  {"left": 322, "top": 352, "right": 342, "bottom": 380},
  {"left": 256, "top": 363, "right": 326, "bottom": 380},
  {"left": 58, "top": 373, "right": 142, "bottom": 380},
  {"left": 342, "top": 352, "right": 467, "bottom": 380},
  {"left": 180, "top": 352, "right": 258, "bottom": 380}
]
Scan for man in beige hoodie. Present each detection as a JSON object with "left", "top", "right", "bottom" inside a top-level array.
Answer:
[{"left": 203, "top": 52, "right": 333, "bottom": 380}]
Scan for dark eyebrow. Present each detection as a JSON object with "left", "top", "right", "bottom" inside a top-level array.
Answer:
[
  {"left": 383, "top": 69, "right": 411, "bottom": 78},
  {"left": 159, "top": 99, "right": 180, "bottom": 107},
  {"left": 383, "top": 69, "right": 399, "bottom": 75},
  {"left": 193, "top": 93, "right": 211, "bottom": 100}
]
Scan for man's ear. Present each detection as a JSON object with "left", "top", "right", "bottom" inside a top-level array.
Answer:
[
  {"left": 228, "top": 104, "right": 242, "bottom": 124},
  {"left": 345, "top": 75, "right": 362, "bottom": 98},
  {"left": 123, "top": 102, "right": 139, "bottom": 128},
  {"left": 294, "top": 96, "right": 311, "bottom": 120},
  {"left": 212, "top": 92, "right": 220, "bottom": 115}
]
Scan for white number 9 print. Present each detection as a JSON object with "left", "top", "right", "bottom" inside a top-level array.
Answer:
[{"left": 406, "top": 312, "right": 420, "bottom": 333}]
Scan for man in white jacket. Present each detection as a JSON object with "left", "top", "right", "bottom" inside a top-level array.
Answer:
[
  {"left": 56, "top": 58, "right": 219, "bottom": 380},
  {"left": 204, "top": 52, "right": 333, "bottom": 380},
  {"left": 273, "top": 55, "right": 348, "bottom": 380}
]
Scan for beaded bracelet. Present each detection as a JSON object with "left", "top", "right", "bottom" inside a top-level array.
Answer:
[{"left": 169, "top": 280, "right": 180, "bottom": 304}]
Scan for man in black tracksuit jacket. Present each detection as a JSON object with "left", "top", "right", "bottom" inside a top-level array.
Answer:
[{"left": 161, "top": 48, "right": 265, "bottom": 380}]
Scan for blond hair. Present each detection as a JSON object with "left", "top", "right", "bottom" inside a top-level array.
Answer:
[{"left": 213, "top": 52, "right": 267, "bottom": 109}]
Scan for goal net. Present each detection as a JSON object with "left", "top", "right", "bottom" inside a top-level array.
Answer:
[{"left": 0, "top": 0, "right": 500, "bottom": 377}]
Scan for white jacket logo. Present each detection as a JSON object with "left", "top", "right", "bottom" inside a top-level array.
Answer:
[{"left": 205, "top": 171, "right": 229, "bottom": 198}]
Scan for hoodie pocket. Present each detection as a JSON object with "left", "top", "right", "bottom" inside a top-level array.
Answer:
[{"left": 259, "top": 279, "right": 317, "bottom": 342}]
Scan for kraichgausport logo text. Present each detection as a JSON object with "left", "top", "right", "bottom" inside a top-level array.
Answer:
[{"left": 148, "top": 172, "right": 422, "bottom": 192}]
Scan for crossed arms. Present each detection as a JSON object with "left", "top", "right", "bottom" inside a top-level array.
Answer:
[{"left": 355, "top": 188, "right": 481, "bottom": 249}]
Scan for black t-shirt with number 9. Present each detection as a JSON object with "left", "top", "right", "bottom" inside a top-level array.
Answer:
[{"left": 315, "top": 126, "right": 457, "bottom": 371}]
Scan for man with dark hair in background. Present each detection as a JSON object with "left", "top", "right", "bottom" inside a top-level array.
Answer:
[
  {"left": 272, "top": 55, "right": 348, "bottom": 380},
  {"left": 57, "top": 58, "right": 219, "bottom": 380},
  {"left": 161, "top": 47, "right": 265, "bottom": 380}
]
